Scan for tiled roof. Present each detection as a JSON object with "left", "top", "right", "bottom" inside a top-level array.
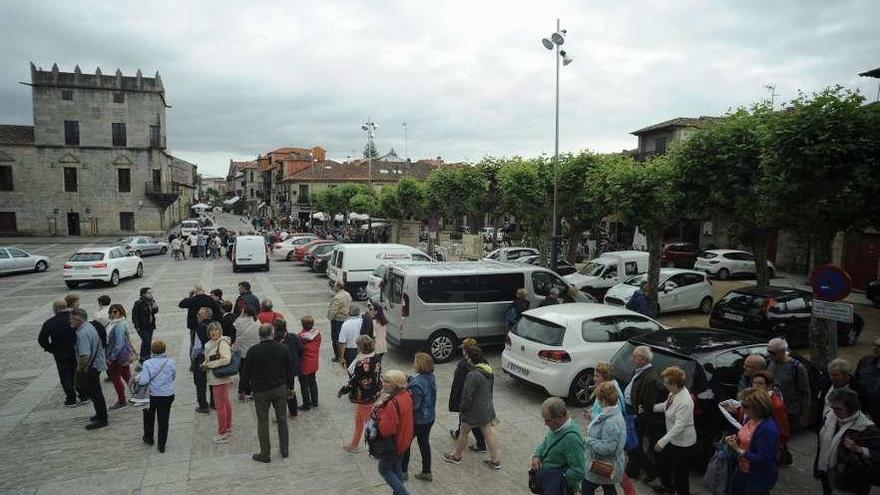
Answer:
[
  {"left": 631, "top": 116, "right": 721, "bottom": 135},
  {"left": 282, "top": 160, "right": 442, "bottom": 183},
  {"left": 268, "top": 147, "right": 309, "bottom": 155},
  {"left": 0, "top": 125, "right": 35, "bottom": 145}
]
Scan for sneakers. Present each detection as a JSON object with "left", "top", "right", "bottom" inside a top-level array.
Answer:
[
  {"left": 342, "top": 444, "right": 360, "bottom": 453},
  {"left": 77, "top": 398, "right": 90, "bottom": 406},
  {"left": 195, "top": 406, "right": 210, "bottom": 414},
  {"left": 414, "top": 472, "right": 433, "bottom": 481},
  {"left": 482, "top": 459, "right": 502, "bottom": 470},
  {"left": 442, "top": 453, "right": 462, "bottom": 465},
  {"left": 143, "top": 436, "right": 154, "bottom": 446},
  {"left": 109, "top": 402, "right": 128, "bottom": 411},
  {"left": 213, "top": 434, "right": 230, "bottom": 444},
  {"left": 64, "top": 399, "right": 77, "bottom": 408}
]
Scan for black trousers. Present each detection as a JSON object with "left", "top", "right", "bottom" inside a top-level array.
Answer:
[
  {"left": 330, "top": 320, "right": 343, "bottom": 360},
  {"left": 298, "top": 374, "right": 318, "bottom": 407},
  {"left": 238, "top": 357, "right": 252, "bottom": 395},
  {"left": 402, "top": 421, "right": 434, "bottom": 474},
  {"left": 137, "top": 327, "right": 154, "bottom": 362},
  {"left": 658, "top": 444, "right": 691, "bottom": 494},
  {"left": 627, "top": 417, "right": 658, "bottom": 478},
  {"left": 54, "top": 355, "right": 83, "bottom": 402},
  {"left": 80, "top": 368, "right": 108, "bottom": 422},
  {"left": 193, "top": 367, "right": 208, "bottom": 409},
  {"left": 286, "top": 388, "right": 299, "bottom": 416},
  {"left": 143, "top": 395, "right": 174, "bottom": 447},
  {"left": 254, "top": 385, "right": 289, "bottom": 457},
  {"left": 343, "top": 347, "right": 358, "bottom": 366}
]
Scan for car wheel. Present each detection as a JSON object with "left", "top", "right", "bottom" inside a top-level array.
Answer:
[
  {"left": 717, "top": 268, "right": 730, "bottom": 280},
  {"left": 34, "top": 261, "right": 48, "bottom": 273},
  {"left": 135, "top": 263, "right": 144, "bottom": 278},
  {"left": 428, "top": 330, "right": 457, "bottom": 363},
  {"left": 353, "top": 283, "right": 368, "bottom": 301},
  {"left": 286, "top": 251, "right": 293, "bottom": 261},
  {"left": 135, "top": 250, "right": 142, "bottom": 258},
  {"left": 65, "top": 281, "right": 79, "bottom": 289},
  {"left": 160, "top": 246, "right": 167, "bottom": 254},
  {"left": 109, "top": 270, "right": 120, "bottom": 287},
  {"left": 699, "top": 296, "right": 714, "bottom": 314},
  {"left": 567, "top": 369, "right": 595, "bottom": 407}
]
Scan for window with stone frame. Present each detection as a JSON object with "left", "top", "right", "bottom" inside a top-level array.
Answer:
[
  {"left": 0, "top": 166, "right": 12, "bottom": 191},
  {"left": 119, "top": 212, "right": 135, "bottom": 232},
  {"left": 63, "top": 167, "right": 77, "bottom": 192},
  {"left": 117, "top": 168, "right": 131, "bottom": 193},
  {"left": 150, "top": 125, "right": 161, "bottom": 148},
  {"left": 64, "top": 120, "right": 79, "bottom": 146},
  {"left": 112, "top": 123, "right": 126, "bottom": 147},
  {"left": 61, "top": 90, "right": 73, "bottom": 101},
  {"left": 113, "top": 92, "right": 125, "bottom": 103}
]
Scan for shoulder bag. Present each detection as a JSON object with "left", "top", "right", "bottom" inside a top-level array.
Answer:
[
  {"left": 367, "top": 398, "right": 400, "bottom": 459},
  {"left": 528, "top": 430, "right": 579, "bottom": 495},
  {"left": 211, "top": 340, "right": 241, "bottom": 378},
  {"left": 130, "top": 359, "right": 169, "bottom": 401}
]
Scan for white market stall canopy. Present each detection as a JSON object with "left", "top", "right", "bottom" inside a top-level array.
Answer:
[
  {"left": 191, "top": 203, "right": 211, "bottom": 210},
  {"left": 349, "top": 212, "right": 370, "bottom": 221}
]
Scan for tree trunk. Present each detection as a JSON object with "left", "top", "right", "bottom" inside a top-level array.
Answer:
[
  {"left": 566, "top": 228, "right": 583, "bottom": 264},
  {"left": 812, "top": 234, "right": 834, "bottom": 267},
  {"left": 646, "top": 229, "right": 663, "bottom": 314},
  {"left": 750, "top": 229, "right": 771, "bottom": 287}
]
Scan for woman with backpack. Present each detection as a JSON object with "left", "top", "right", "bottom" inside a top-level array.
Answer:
[{"left": 105, "top": 303, "right": 135, "bottom": 410}]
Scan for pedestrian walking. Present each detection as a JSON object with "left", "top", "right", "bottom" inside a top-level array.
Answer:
[
  {"left": 138, "top": 339, "right": 175, "bottom": 453},
  {"left": 853, "top": 337, "right": 880, "bottom": 422},
  {"left": 724, "top": 370, "right": 790, "bottom": 463},
  {"left": 725, "top": 388, "right": 780, "bottom": 495},
  {"left": 624, "top": 345, "right": 664, "bottom": 483},
  {"left": 297, "top": 316, "right": 321, "bottom": 411},
  {"left": 815, "top": 388, "right": 880, "bottom": 495},
  {"left": 273, "top": 319, "right": 302, "bottom": 418},
  {"left": 197, "top": 232, "right": 206, "bottom": 258},
  {"left": 219, "top": 301, "right": 237, "bottom": 343},
  {"left": 767, "top": 337, "right": 811, "bottom": 464},
  {"left": 370, "top": 369, "right": 414, "bottom": 495},
  {"left": 202, "top": 322, "right": 234, "bottom": 443},
  {"left": 369, "top": 303, "right": 388, "bottom": 362},
  {"left": 531, "top": 397, "right": 585, "bottom": 494},
  {"left": 582, "top": 381, "right": 628, "bottom": 495},
  {"left": 650, "top": 366, "right": 696, "bottom": 495},
  {"left": 339, "top": 335, "right": 383, "bottom": 453},
  {"left": 234, "top": 306, "right": 261, "bottom": 401},
  {"left": 402, "top": 352, "right": 437, "bottom": 481},
  {"left": 189, "top": 233, "right": 198, "bottom": 259},
  {"left": 243, "top": 324, "right": 295, "bottom": 463},
  {"left": 444, "top": 346, "right": 502, "bottom": 470},
  {"left": 328, "top": 282, "right": 352, "bottom": 362},
  {"left": 38, "top": 300, "right": 88, "bottom": 407},
  {"left": 131, "top": 287, "right": 158, "bottom": 363},
  {"left": 338, "top": 304, "right": 363, "bottom": 368},
  {"left": 448, "top": 338, "right": 487, "bottom": 452},
  {"left": 105, "top": 304, "right": 135, "bottom": 410},
  {"left": 233, "top": 281, "right": 260, "bottom": 318},
  {"left": 589, "top": 362, "right": 636, "bottom": 495},
  {"left": 821, "top": 358, "right": 854, "bottom": 420},
  {"left": 626, "top": 281, "right": 655, "bottom": 318},
  {"left": 71, "top": 309, "right": 109, "bottom": 430},
  {"left": 171, "top": 236, "right": 182, "bottom": 260}
]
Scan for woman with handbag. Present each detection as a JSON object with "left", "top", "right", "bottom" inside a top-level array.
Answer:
[
  {"left": 583, "top": 381, "right": 628, "bottom": 495},
  {"left": 724, "top": 388, "right": 780, "bottom": 495},
  {"left": 137, "top": 339, "right": 176, "bottom": 453},
  {"left": 106, "top": 304, "right": 135, "bottom": 410},
  {"left": 338, "top": 335, "right": 382, "bottom": 453},
  {"left": 202, "top": 322, "right": 234, "bottom": 443},
  {"left": 651, "top": 366, "right": 696, "bottom": 495},
  {"left": 588, "top": 362, "right": 636, "bottom": 495},
  {"left": 370, "top": 369, "right": 414, "bottom": 495}
]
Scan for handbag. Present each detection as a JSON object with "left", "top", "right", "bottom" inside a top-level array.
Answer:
[
  {"left": 129, "top": 359, "right": 168, "bottom": 401},
  {"left": 366, "top": 398, "right": 400, "bottom": 459},
  {"left": 212, "top": 350, "right": 241, "bottom": 378},
  {"left": 589, "top": 459, "right": 615, "bottom": 479},
  {"left": 624, "top": 414, "right": 639, "bottom": 451},
  {"left": 528, "top": 430, "right": 579, "bottom": 495}
]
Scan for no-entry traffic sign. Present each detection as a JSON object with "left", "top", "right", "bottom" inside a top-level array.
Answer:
[{"left": 811, "top": 264, "right": 852, "bottom": 302}]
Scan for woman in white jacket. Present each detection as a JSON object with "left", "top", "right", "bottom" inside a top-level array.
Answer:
[
  {"left": 202, "top": 322, "right": 234, "bottom": 443},
  {"left": 650, "top": 366, "right": 696, "bottom": 494},
  {"left": 233, "top": 306, "right": 261, "bottom": 401}
]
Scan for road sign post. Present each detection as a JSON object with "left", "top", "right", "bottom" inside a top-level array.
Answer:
[{"left": 809, "top": 265, "right": 853, "bottom": 371}]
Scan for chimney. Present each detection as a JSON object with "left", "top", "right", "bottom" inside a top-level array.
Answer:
[
  {"left": 51, "top": 63, "right": 59, "bottom": 84},
  {"left": 95, "top": 67, "right": 102, "bottom": 87},
  {"left": 154, "top": 71, "right": 163, "bottom": 91},
  {"left": 73, "top": 64, "right": 81, "bottom": 84},
  {"left": 29, "top": 62, "right": 37, "bottom": 82},
  {"left": 114, "top": 68, "right": 123, "bottom": 88},
  {"left": 136, "top": 69, "right": 143, "bottom": 89}
]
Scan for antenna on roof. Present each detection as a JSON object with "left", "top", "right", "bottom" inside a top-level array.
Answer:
[
  {"left": 763, "top": 84, "right": 779, "bottom": 109},
  {"left": 401, "top": 122, "right": 408, "bottom": 161}
]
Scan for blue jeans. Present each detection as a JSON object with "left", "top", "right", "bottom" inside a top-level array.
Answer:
[{"left": 377, "top": 455, "right": 409, "bottom": 495}]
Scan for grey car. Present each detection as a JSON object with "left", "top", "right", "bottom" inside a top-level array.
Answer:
[
  {"left": 0, "top": 247, "right": 50, "bottom": 274},
  {"left": 114, "top": 236, "right": 169, "bottom": 257}
]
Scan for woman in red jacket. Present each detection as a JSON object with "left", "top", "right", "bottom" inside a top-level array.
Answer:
[
  {"left": 297, "top": 316, "right": 321, "bottom": 411},
  {"left": 373, "top": 369, "right": 414, "bottom": 495}
]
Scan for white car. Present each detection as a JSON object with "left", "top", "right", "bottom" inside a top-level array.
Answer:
[
  {"left": 694, "top": 249, "right": 775, "bottom": 280},
  {"left": 0, "top": 247, "right": 50, "bottom": 274},
  {"left": 483, "top": 247, "right": 539, "bottom": 262},
  {"left": 272, "top": 235, "right": 318, "bottom": 260},
  {"left": 63, "top": 246, "right": 143, "bottom": 288},
  {"left": 501, "top": 303, "right": 665, "bottom": 406},
  {"left": 604, "top": 268, "right": 714, "bottom": 314}
]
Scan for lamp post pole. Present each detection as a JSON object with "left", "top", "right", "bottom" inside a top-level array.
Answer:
[
  {"left": 362, "top": 121, "right": 378, "bottom": 242},
  {"left": 549, "top": 18, "right": 562, "bottom": 273}
]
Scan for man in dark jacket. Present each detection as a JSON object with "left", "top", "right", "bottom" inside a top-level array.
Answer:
[
  {"left": 131, "top": 287, "right": 159, "bottom": 363},
  {"left": 853, "top": 337, "right": 880, "bottom": 423},
  {"left": 447, "top": 338, "right": 486, "bottom": 452},
  {"left": 624, "top": 345, "right": 665, "bottom": 483},
  {"left": 38, "top": 300, "right": 87, "bottom": 407},
  {"left": 233, "top": 281, "right": 260, "bottom": 318},
  {"left": 178, "top": 285, "right": 222, "bottom": 349},
  {"left": 244, "top": 324, "right": 294, "bottom": 463},
  {"left": 626, "top": 281, "right": 655, "bottom": 318}
]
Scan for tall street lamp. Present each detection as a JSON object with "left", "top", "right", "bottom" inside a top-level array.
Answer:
[
  {"left": 542, "top": 19, "right": 573, "bottom": 272},
  {"left": 362, "top": 120, "right": 378, "bottom": 242}
]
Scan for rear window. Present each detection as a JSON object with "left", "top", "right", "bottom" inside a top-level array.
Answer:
[
  {"left": 512, "top": 315, "right": 566, "bottom": 346},
  {"left": 719, "top": 291, "right": 767, "bottom": 314},
  {"left": 70, "top": 252, "right": 105, "bottom": 262},
  {"left": 701, "top": 251, "right": 718, "bottom": 259},
  {"left": 384, "top": 272, "right": 405, "bottom": 304},
  {"left": 418, "top": 275, "right": 476, "bottom": 303},
  {"left": 314, "top": 244, "right": 335, "bottom": 255},
  {"left": 372, "top": 265, "right": 387, "bottom": 278}
]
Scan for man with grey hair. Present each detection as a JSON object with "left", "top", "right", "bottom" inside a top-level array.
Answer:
[
  {"left": 179, "top": 284, "right": 221, "bottom": 350},
  {"left": 767, "top": 337, "right": 810, "bottom": 464},
  {"left": 39, "top": 300, "right": 88, "bottom": 407},
  {"left": 243, "top": 323, "right": 294, "bottom": 462},
  {"left": 531, "top": 397, "right": 585, "bottom": 493},
  {"left": 624, "top": 344, "right": 664, "bottom": 482},
  {"left": 257, "top": 298, "right": 282, "bottom": 325},
  {"left": 822, "top": 358, "right": 854, "bottom": 419},
  {"left": 70, "top": 309, "right": 109, "bottom": 429},
  {"left": 327, "top": 281, "right": 352, "bottom": 362},
  {"left": 539, "top": 288, "right": 561, "bottom": 307},
  {"left": 337, "top": 303, "right": 363, "bottom": 368}
]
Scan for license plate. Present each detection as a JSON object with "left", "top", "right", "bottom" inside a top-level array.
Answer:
[
  {"left": 75, "top": 266, "right": 89, "bottom": 270},
  {"left": 505, "top": 361, "right": 529, "bottom": 376},
  {"left": 724, "top": 312, "right": 744, "bottom": 322}
]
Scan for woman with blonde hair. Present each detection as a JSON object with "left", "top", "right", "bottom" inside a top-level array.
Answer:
[
  {"left": 339, "top": 335, "right": 382, "bottom": 453},
  {"left": 403, "top": 352, "right": 437, "bottom": 481},
  {"left": 588, "top": 362, "right": 636, "bottom": 495},
  {"left": 370, "top": 369, "right": 414, "bottom": 495},
  {"left": 202, "top": 322, "right": 234, "bottom": 442},
  {"left": 583, "top": 381, "right": 627, "bottom": 494}
]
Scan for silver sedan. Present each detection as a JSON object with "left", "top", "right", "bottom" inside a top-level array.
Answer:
[
  {"left": 0, "top": 247, "right": 50, "bottom": 274},
  {"left": 114, "top": 236, "right": 169, "bottom": 257}
]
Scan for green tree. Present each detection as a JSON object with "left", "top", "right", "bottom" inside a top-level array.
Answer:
[
  {"left": 363, "top": 141, "right": 379, "bottom": 159},
  {"left": 497, "top": 157, "right": 551, "bottom": 250},
  {"left": 425, "top": 165, "right": 486, "bottom": 229},
  {"left": 377, "top": 178, "right": 427, "bottom": 242},
  {"left": 556, "top": 152, "right": 606, "bottom": 263}
]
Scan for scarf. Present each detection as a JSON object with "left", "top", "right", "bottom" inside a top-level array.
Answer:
[
  {"left": 348, "top": 351, "right": 375, "bottom": 376},
  {"left": 817, "top": 411, "right": 873, "bottom": 471},
  {"left": 300, "top": 327, "right": 320, "bottom": 341}
]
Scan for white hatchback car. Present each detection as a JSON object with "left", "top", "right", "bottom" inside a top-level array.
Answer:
[
  {"left": 63, "top": 246, "right": 143, "bottom": 288},
  {"left": 272, "top": 235, "right": 318, "bottom": 260},
  {"left": 604, "top": 268, "right": 714, "bottom": 314},
  {"left": 501, "top": 303, "right": 665, "bottom": 406},
  {"left": 483, "top": 247, "right": 539, "bottom": 262},
  {"left": 694, "top": 249, "right": 776, "bottom": 280}
]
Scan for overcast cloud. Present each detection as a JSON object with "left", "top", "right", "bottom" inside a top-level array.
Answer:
[{"left": 1, "top": 0, "right": 877, "bottom": 176}]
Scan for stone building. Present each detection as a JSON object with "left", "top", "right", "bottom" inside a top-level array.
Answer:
[{"left": 0, "top": 63, "right": 191, "bottom": 236}]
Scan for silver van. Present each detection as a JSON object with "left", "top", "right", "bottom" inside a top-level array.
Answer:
[{"left": 381, "top": 261, "right": 594, "bottom": 362}]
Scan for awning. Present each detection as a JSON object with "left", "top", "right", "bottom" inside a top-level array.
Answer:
[
  {"left": 191, "top": 203, "right": 211, "bottom": 210},
  {"left": 223, "top": 196, "right": 241, "bottom": 205},
  {"left": 349, "top": 212, "right": 370, "bottom": 221}
]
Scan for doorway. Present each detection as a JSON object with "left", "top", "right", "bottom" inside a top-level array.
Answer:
[{"left": 67, "top": 212, "right": 81, "bottom": 236}]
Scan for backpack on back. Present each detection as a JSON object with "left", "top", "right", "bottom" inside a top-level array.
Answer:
[{"left": 90, "top": 320, "right": 108, "bottom": 348}]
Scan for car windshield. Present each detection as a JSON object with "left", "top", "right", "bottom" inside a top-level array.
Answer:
[
  {"left": 511, "top": 315, "right": 566, "bottom": 346},
  {"left": 70, "top": 252, "right": 105, "bottom": 262},
  {"left": 701, "top": 251, "right": 718, "bottom": 259},
  {"left": 579, "top": 261, "right": 608, "bottom": 276},
  {"left": 720, "top": 291, "right": 768, "bottom": 314}
]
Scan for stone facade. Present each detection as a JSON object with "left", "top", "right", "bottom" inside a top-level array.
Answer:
[{"left": 0, "top": 63, "right": 191, "bottom": 236}]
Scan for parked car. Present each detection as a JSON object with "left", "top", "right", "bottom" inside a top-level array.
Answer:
[
  {"left": 63, "top": 247, "right": 143, "bottom": 288},
  {"left": 327, "top": 243, "right": 434, "bottom": 301},
  {"left": 611, "top": 327, "right": 822, "bottom": 465},
  {"left": 311, "top": 248, "right": 334, "bottom": 273},
  {"left": 694, "top": 249, "right": 775, "bottom": 280},
  {"left": 113, "top": 236, "right": 168, "bottom": 257},
  {"left": 660, "top": 242, "right": 699, "bottom": 268},
  {"left": 305, "top": 242, "right": 337, "bottom": 268},
  {"left": 564, "top": 250, "right": 649, "bottom": 300},
  {"left": 232, "top": 235, "right": 269, "bottom": 272},
  {"left": 709, "top": 285, "right": 864, "bottom": 347},
  {"left": 291, "top": 239, "right": 335, "bottom": 262},
  {"left": 515, "top": 254, "right": 577, "bottom": 276},
  {"left": 0, "top": 247, "right": 50, "bottom": 274},
  {"left": 867, "top": 280, "right": 880, "bottom": 308},
  {"left": 272, "top": 234, "right": 318, "bottom": 261},
  {"left": 502, "top": 303, "right": 665, "bottom": 406},
  {"left": 483, "top": 247, "right": 539, "bottom": 262},
  {"left": 605, "top": 268, "right": 714, "bottom": 314}
]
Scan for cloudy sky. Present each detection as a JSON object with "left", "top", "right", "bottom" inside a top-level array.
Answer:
[{"left": 1, "top": 0, "right": 877, "bottom": 176}]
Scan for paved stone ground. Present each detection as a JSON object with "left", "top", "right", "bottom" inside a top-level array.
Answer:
[{"left": 0, "top": 214, "right": 877, "bottom": 494}]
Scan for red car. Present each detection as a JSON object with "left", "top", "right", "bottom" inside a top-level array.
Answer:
[
  {"left": 660, "top": 242, "right": 699, "bottom": 268},
  {"left": 292, "top": 239, "right": 335, "bottom": 262}
]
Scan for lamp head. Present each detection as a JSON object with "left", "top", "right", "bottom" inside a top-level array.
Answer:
[
  {"left": 551, "top": 32, "right": 565, "bottom": 45},
  {"left": 542, "top": 38, "right": 553, "bottom": 50},
  {"left": 560, "top": 51, "right": 573, "bottom": 66}
]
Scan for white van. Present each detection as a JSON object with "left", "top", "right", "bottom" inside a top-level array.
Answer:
[
  {"left": 327, "top": 243, "right": 433, "bottom": 300},
  {"left": 232, "top": 235, "right": 269, "bottom": 272},
  {"left": 180, "top": 219, "right": 201, "bottom": 237},
  {"left": 563, "top": 250, "right": 649, "bottom": 299},
  {"left": 381, "top": 261, "right": 594, "bottom": 362}
]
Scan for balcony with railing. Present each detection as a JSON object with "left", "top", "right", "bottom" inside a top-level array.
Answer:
[{"left": 144, "top": 182, "right": 180, "bottom": 208}]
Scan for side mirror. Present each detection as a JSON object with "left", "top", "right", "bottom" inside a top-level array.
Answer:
[{"left": 703, "top": 362, "right": 716, "bottom": 374}]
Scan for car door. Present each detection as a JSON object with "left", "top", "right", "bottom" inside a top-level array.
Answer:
[
  {"left": 740, "top": 252, "right": 757, "bottom": 275},
  {"left": 677, "top": 272, "right": 707, "bottom": 310},
  {"left": 136, "top": 237, "right": 151, "bottom": 255},
  {"left": 476, "top": 272, "right": 525, "bottom": 341},
  {"left": 0, "top": 248, "right": 11, "bottom": 273},
  {"left": 6, "top": 248, "right": 32, "bottom": 271},
  {"left": 659, "top": 274, "right": 685, "bottom": 311},
  {"left": 115, "top": 248, "right": 135, "bottom": 276}
]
